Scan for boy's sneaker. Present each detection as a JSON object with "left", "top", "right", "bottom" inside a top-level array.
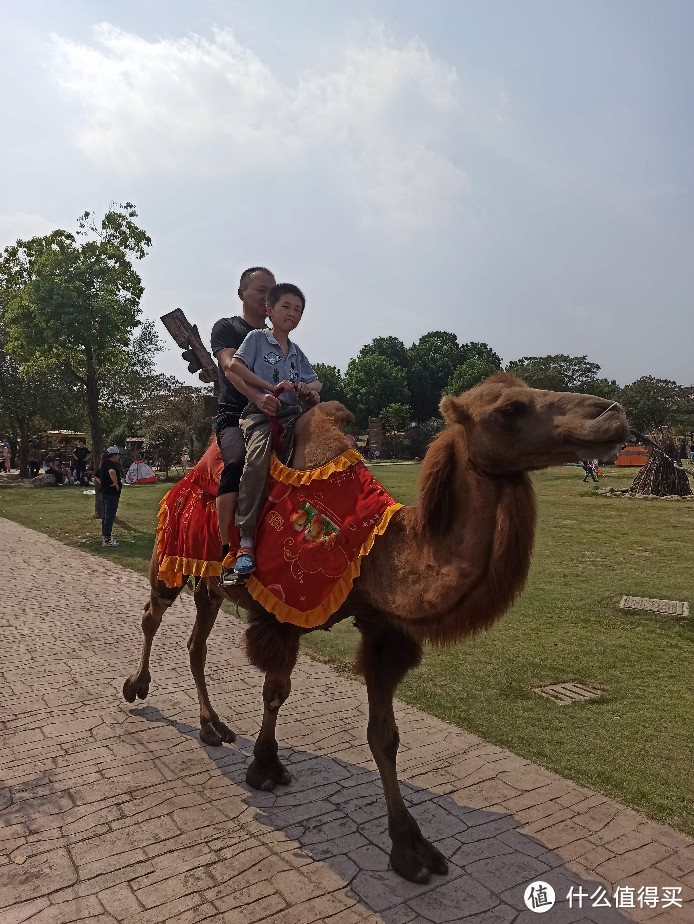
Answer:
[
  {"left": 102, "top": 537, "right": 118, "bottom": 547},
  {"left": 233, "top": 548, "right": 255, "bottom": 575}
]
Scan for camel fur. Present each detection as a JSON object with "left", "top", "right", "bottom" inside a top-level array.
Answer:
[{"left": 123, "top": 376, "right": 629, "bottom": 884}]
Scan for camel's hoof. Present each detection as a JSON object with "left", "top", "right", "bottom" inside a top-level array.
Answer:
[
  {"left": 122, "top": 675, "right": 150, "bottom": 703},
  {"left": 390, "top": 831, "right": 448, "bottom": 882},
  {"left": 199, "top": 719, "right": 235, "bottom": 747},
  {"left": 246, "top": 756, "right": 291, "bottom": 791}
]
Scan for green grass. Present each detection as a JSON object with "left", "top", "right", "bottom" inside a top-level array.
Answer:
[{"left": 1, "top": 466, "right": 693, "bottom": 835}]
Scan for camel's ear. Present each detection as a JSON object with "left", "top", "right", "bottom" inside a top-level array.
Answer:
[
  {"left": 440, "top": 395, "right": 471, "bottom": 427},
  {"left": 417, "top": 434, "right": 457, "bottom": 539}
]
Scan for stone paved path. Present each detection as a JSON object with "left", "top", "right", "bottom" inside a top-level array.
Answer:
[{"left": 1, "top": 518, "right": 693, "bottom": 924}]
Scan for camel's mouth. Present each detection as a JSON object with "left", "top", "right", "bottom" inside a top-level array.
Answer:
[{"left": 562, "top": 401, "right": 630, "bottom": 451}]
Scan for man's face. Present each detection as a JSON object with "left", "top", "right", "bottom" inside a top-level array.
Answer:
[{"left": 238, "top": 271, "right": 275, "bottom": 314}]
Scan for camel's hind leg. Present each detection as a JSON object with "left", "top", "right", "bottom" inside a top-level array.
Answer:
[
  {"left": 123, "top": 549, "right": 185, "bottom": 703},
  {"left": 189, "top": 578, "right": 235, "bottom": 746},
  {"left": 356, "top": 616, "right": 448, "bottom": 884},
  {"left": 244, "top": 603, "right": 300, "bottom": 790}
]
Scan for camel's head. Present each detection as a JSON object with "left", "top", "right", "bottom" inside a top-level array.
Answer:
[{"left": 440, "top": 373, "right": 630, "bottom": 474}]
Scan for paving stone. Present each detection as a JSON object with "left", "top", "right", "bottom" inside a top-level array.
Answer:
[
  {"left": 1, "top": 518, "right": 694, "bottom": 924},
  {"left": 407, "top": 875, "right": 498, "bottom": 921}
]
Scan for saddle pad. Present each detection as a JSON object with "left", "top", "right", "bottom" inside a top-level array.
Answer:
[{"left": 246, "top": 450, "right": 402, "bottom": 628}]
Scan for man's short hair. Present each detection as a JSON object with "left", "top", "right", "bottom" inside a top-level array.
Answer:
[
  {"left": 239, "top": 267, "right": 274, "bottom": 290},
  {"left": 268, "top": 283, "right": 305, "bottom": 311}
]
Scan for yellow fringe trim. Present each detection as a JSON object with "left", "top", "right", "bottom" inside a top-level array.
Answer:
[
  {"left": 269, "top": 448, "right": 363, "bottom": 486},
  {"left": 157, "top": 555, "right": 222, "bottom": 587},
  {"left": 246, "top": 501, "right": 402, "bottom": 628}
]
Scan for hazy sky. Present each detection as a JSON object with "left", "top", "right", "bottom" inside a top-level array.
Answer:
[{"left": 2, "top": 1, "right": 692, "bottom": 386}]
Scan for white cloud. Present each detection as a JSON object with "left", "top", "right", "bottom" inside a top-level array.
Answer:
[
  {"left": 51, "top": 24, "right": 468, "bottom": 233},
  {"left": 0, "top": 212, "right": 56, "bottom": 248}
]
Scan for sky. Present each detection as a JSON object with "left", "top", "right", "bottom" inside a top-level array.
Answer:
[{"left": 1, "top": 0, "right": 692, "bottom": 387}]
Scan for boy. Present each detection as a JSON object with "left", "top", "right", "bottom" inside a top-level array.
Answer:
[{"left": 227, "top": 283, "right": 321, "bottom": 579}]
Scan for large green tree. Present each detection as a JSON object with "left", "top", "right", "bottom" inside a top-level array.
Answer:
[
  {"left": 0, "top": 351, "right": 82, "bottom": 476},
  {"left": 619, "top": 377, "right": 691, "bottom": 434},
  {"left": 343, "top": 353, "right": 409, "bottom": 427},
  {"left": 505, "top": 354, "right": 602, "bottom": 392},
  {"left": 312, "top": 363, "right": 347, "bottom": 405},
  {"left": 0, "top": 203, "right": 152, "bottom": 505},
  {"left": 358, "top": 336, "right": 409, "bottom": 371},
  {"left": 407, "top": 331, "right": 467, "bottom": 422}
]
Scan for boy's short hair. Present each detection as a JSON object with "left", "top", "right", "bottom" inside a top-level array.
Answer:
[
  {"left": 268, "top": 283, "right": 305, "bottom": 311},
  {"left": 239, "top": 266, "right": 274, "bottom": 290}
]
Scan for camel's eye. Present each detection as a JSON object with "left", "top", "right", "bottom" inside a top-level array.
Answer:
[{"left": 497, "top": 401, "right": 527, "bottom": 423}]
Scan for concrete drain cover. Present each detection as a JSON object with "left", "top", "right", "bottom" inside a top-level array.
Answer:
[
  {"left": 620, "top": 596, "right": 689, "bottom": 618},
  {"left": 534, "top": 682, "right": 604, "bottom": 705}
]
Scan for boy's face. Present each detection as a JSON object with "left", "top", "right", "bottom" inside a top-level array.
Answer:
[{"left": 268, "top": 293, "right": 304, "bottom": 334}]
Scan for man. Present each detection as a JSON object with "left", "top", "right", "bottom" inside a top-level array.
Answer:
[
  {"left": 211, "top": 266, "right": 280, "bottom": 584},
  {"left": 71, "top": 438, "right": 91, "bottom": 485}
]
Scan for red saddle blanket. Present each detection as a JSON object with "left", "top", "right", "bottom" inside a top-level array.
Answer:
[{"left": 156, "top": 443, "right": 402, "bottom": 628}]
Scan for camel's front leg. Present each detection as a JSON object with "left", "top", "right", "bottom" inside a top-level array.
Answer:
[
  {"left": 244, "top": 609, "right": 300, "bottom": 790},
  {"left": 357, "top": 619, "right": 449, "bottom": 884},
  {"left": 123, "top": 561, "right": 184, "bottom": 703},
  {"left": 189, "top": 578, "right": 235, "bottom": 746}
]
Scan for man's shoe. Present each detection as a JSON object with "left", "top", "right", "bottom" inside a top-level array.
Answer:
[{"left": 102, "top": 538, "right": 118, "bottom": 547}]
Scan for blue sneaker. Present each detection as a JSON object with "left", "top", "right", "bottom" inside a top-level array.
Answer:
[{"left": 234, "top": 548, "right": 255, "bottom": 575}]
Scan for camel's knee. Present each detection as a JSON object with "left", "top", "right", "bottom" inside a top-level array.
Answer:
[
  {"left": 142, "top": 603, "right": 163, "bottom": 635},
  {"left": 263, "top": 677, "right": 291, "bottom": 712}
]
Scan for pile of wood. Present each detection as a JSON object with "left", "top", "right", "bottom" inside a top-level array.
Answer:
[{"left": 629, "top": 430, "right": 692, "bottom": 497}]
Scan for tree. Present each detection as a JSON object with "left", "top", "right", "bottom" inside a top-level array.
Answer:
[
  {"left": 505, "top": 354, "right": 602, "bottom": 392},
  {"left": 343, "top": 354, "right": 410, "bottom": 428},
  {"left": 618, "top": 377, "right": 687, "bottom": 434},
  {"left": 359, "top": 336, "right": 409, "bottom": 371},
  {"left": 381, "top": 402, "right": 411, "bottom": 458},
  {"left": 444, "top": 357, "right": 500, "bottom": 396},
  {"left": 407, "top": 331, "right": 466, "bottom": 422},
  {"left": 0, "top": 352, "right": 83, "bottom": 476},
  {"left": 0, "top": 203, "right": 152, "bottom": 511},
  {"left": 312, "top": 363, "right": 346, "bottom": 405},
  {"left": 459, "top": 342, "right": 502, "bottom": 370}
]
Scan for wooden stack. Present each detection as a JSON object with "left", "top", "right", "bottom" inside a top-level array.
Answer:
[{"left": 629, "top": 430, "right": 692, "bottom": 497}]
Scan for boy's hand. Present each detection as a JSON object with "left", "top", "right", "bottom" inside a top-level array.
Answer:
[
  {"left": 274, "top": 381, "right": 296, "bottom": 395},
  {"left": 297, "top": 382, "right": 320, "bottom": 405}
]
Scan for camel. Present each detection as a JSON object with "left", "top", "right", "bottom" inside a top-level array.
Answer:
[{"left": 123, "top": 374, "right": 629, "bottom": 883}]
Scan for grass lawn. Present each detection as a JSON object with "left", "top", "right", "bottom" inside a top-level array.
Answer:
[{"left": 1, "top": 465, "right": 693, "bottom": 835}]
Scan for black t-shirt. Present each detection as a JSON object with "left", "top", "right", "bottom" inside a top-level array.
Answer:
[
  {"left": 73, "top": 446, "right": 90, "bottom": 466},
  {"left": 210, "top": 316, "right": 256, "bottom": 412},
  {"left": 99, "top": 461, "right": 122, "bottom": 496}
]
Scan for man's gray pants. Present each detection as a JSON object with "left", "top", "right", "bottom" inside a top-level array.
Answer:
[{"left": 235, "top": 403, "right": 302, "bottom": 542}]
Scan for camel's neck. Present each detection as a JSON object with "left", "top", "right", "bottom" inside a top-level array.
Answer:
[{"left": 357, "top": 427, "right": 537, "bottom": 641}]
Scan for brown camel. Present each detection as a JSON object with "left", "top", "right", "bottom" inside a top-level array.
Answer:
[{"left": 123, "top": 375, "right": 629, "bottom": 883}]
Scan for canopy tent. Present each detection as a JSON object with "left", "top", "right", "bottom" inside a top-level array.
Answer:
[{"left": 125, "top": 460, "right": 157, "bottom": 484}]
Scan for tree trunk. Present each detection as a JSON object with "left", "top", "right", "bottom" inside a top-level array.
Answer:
[{"left": 85, "top": 353, "right": 104, "bottom": 517}]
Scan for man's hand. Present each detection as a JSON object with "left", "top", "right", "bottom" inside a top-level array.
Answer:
[{"left": 256, "top": 392, "right": 281, "bottom": 417}]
